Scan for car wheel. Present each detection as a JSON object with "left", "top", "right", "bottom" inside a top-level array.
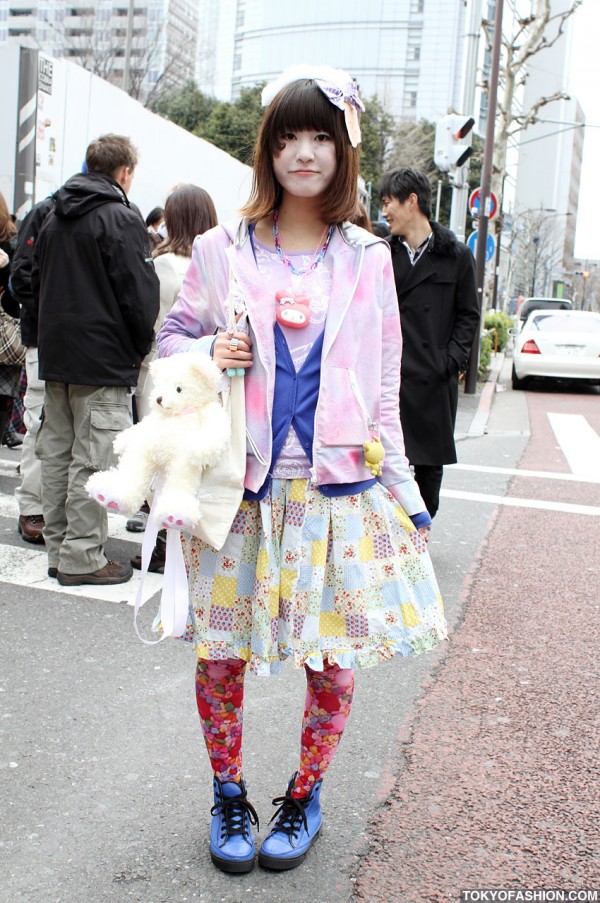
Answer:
[{"left": 511, "top": 364, "right": 528, "bottom": 390}]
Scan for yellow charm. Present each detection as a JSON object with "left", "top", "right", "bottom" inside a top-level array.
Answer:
[{"left": 364, "top": 437, "right": 385, "bottom": 476}]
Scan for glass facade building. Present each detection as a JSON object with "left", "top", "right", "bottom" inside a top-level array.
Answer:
[{"left": 198, "top": 0, "right": 468, "bottom": 122}]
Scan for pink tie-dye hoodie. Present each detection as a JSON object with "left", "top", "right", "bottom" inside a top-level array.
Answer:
[{"left": 157, "top": 218, "right": 426, "bottom": 516}]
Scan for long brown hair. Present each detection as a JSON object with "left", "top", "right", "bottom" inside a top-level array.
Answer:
[
  {"left": 240, "top": 79, "right": 360, "bottom": 225},
  {"left": 0, "top": 193, "right": 17, "bottom": 242},
  {"left": 153, "top": 184, "right": 218, "bottom": 258}
]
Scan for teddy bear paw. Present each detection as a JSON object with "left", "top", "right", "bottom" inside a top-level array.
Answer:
[
  {"left": 88, "top": 485, "right": 127, "bottom": 513},
  {"left": 159, "top": 513, "right": 195, "bottom": 531}
]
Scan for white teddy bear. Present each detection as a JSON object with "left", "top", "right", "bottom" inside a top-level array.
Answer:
[{"left": 87, "top": 353, "right": 230, "bottom": 531}]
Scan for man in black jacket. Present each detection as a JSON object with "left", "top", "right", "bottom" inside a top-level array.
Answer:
[
  {"left": 10, "top": 195, "right": 55, "bottom": 544},
  {"left": 32, "top": 134, "right": 159, "bottom": 585},
  {"left": 379, "top": 168, "right": 480, "bottom": 518}
]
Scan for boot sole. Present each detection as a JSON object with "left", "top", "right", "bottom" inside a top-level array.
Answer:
[
  {"left": 57, "top": 572, "right": 132, "bottom": 586},
  {"left": 258, "top": 828, "right": 320, "bottom": 871},
  {"left": 18, "top": 524, "right": 45, "bottom": 544},
  {"left": 210, "top": 851, "right": 255, "bottom": 874}
]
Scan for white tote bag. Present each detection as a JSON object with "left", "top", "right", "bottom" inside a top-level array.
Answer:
[{"left": 134, "top": 250, "right": 261, "bottom": 644}]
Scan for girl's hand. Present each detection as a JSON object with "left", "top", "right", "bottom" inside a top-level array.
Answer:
[
  {"left": 212, "top": 330, "right": 253, "bottom": 372},
  {"left": 418, "top": 525, "right": 431, "bottom": 544},
  {"left": 0, "top": 249, "right": 9, "bottom": 269}
]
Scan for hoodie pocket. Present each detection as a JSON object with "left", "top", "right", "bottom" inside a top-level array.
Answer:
[{"left": 319, "top": 366, "right": 373, "bottom": 446}]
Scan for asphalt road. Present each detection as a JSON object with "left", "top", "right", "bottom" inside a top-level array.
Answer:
[{"left": 2, "top": 358, "right": 598, "bottom": 903}]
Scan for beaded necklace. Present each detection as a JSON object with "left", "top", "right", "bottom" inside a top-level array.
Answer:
[
  {"left": 272, "top": 209, "right": 334, "bottom": 276},
  {"left": 272, "top": 210, "right": 334, "bottom": 329}
]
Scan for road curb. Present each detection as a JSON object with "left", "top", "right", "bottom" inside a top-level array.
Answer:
[{"left": 465, "top": 351, "right": 505, "bottom": 437}]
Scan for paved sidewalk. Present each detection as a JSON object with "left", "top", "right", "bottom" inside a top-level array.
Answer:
[{"left": 454, "top": 352, "right": 505, "bottom": 441}]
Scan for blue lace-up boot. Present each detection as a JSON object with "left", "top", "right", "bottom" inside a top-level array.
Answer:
[
  {"left": 258, "top": 774, "right": 323, "bottom": 870},
  {"left": 210, "top": 777, "right": 259, "bottom": 873}
]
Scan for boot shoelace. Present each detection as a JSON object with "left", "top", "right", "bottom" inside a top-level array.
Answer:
[
  {"left": 211, "top": 791, "right": 259, "bottom": 840},
  {"left": 268, "top": 791, "right": 309, "bottom": 840}
]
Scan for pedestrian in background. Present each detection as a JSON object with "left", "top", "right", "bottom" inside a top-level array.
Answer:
[
  {"left": 0, "top": 192, "right": 23, "bottom": 450},
  {"left": 32, "top": 133, "right": 159, "bottom": 586},
  {"left": 3, "top": 365, "right": 26, "bottom": 448},
  {"left": 379, "top": 168, "right": 480, "bottom": 518},
  {"left": 128, "top": 183, "right": 218, "bottom": 572},
  {"left": 158, "top": 66, "right": 446, "bottom": 875},
  {"left": 371, "top": 220, "right": 390, "bottom": 238},
  {"left": 145, "top": 206, "right": 164, "bottom": 251},
  {"left": 10, "top": 194, "right": 55, "bottom": 544},
  {"left": 135, "top": 185, "right": 218, "bottom": 423}
]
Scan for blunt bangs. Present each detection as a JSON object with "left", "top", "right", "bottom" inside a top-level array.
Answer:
[
  {"left": 241, "top": 78, "right": 360, "bottom": 224},
  {"left": 267, "top": 80, "right": 346, "bottom": 152}
]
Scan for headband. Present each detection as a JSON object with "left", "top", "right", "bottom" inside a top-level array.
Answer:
[{"left": 261, "top": 64, "right": 365, "bottom": 148}]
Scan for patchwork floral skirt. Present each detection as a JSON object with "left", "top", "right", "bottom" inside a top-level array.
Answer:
[{"left": 182, "top": 478, "right": 447, "bottom": 675}]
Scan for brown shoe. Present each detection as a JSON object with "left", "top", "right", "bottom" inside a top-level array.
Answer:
[
  {"left": 131, "top": 529, "right": 166, "bottom": 574},
  {"left": 18, "top": 514, "right": 45, "bottom": 544},
  {"left": 57, "top": 560, "right": 133, "bottom": 587}
]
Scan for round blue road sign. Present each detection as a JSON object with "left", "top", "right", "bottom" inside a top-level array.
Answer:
[{"left": 467, "top": 230, "right": 496, "bottom": 262}]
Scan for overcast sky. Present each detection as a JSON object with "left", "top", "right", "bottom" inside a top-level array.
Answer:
[{"left": 568, "top": 0, "right": 598, "bottom": 260}]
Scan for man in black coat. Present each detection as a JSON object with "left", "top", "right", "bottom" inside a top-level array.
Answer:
[
  {"left": 379, "top": 168, "right": 480, "bottom": 518},
  {"left": 32, "top": 134, "right": 159, "bottom": 585}
]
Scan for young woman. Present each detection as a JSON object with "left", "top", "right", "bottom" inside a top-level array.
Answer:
[
  {"left": 128, "top": 185, "right": 217, "bottom": 546},
  {"left": 157, "top": 65, "right": 447, "bottom": 875},
  {"left": 135, "top": 184, "right": 217, "bottom": 421}
]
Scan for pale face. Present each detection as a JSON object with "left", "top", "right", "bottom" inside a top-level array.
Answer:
[
  {"left": 273, "top": 130, "right": 337, "bottom": 200},
  {"left": 381, "top": 194, "right": 415, "bottom": 237}
]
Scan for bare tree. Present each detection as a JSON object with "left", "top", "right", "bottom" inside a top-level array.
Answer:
[
  {"left": 483, "top": 0, "right": 582, "bottom": 203},
  {"left": 506, "top": 208, "right": 570, "bottom": 299},
  {"left": 386, "top": 119, "right": 437, "bottom": 177},
  {"left": 39, "top": 9, "right": 195, "bottom": 106}
]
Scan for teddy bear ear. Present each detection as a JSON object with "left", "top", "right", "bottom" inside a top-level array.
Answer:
[{"left": 190, "top": 355, "right": 220, "bottom": 382}]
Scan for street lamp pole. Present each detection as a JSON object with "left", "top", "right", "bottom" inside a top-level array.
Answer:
[{"left": 530, "top": 236, "right": 540, "bottom": 295}]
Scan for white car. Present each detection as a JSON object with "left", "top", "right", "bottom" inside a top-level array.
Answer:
[{"left": 511, "top": 310, "right": 600, "bottom": 390}]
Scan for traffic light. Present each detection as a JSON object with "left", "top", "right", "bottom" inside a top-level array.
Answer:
[{"left": 434, "top": 114, "right": 475, "bottom": 186}]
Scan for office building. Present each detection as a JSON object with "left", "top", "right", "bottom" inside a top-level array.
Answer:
[
  {"left": 197, "top": 0, "right": 468, "bottom": 122},
  {"left": 0, "top": 0, "right": 199, "bottom": 102}
]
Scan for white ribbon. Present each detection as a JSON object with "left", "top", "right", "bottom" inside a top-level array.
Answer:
[{"left": 133, "top": 493, "right": 190, "bottom": 645}]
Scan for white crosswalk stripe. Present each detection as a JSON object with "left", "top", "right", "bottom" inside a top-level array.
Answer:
[{"left": 0, "top": 456, "right": 162, "bottom": 606}]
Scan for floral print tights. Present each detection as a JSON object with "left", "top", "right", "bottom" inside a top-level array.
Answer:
[{"left": 195, "top": 658, "right": 354, "bottom": 798}]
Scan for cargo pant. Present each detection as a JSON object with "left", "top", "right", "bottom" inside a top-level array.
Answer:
[
  {"left": 15, "top": 348, "right": 44, "bottom": 516},
  {"left": 36, "top": 382, "right": 132, "bottom": 575}
]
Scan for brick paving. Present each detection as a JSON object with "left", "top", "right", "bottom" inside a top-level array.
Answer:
[{"left": 352, "top": 392, "right": 600, "bottom": 902}]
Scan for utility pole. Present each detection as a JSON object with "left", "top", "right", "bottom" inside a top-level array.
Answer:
[{"left": 464, "top": 0, "right": 504, "bottom": 395}]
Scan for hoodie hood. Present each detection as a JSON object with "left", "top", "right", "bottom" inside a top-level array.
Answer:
[{"left": 54, "top": 172, "right": 130, "bottom": 220}]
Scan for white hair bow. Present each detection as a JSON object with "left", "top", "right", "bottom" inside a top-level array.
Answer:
[{"left": 261, "top": 64, "right": 365, "bottom": 147}]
